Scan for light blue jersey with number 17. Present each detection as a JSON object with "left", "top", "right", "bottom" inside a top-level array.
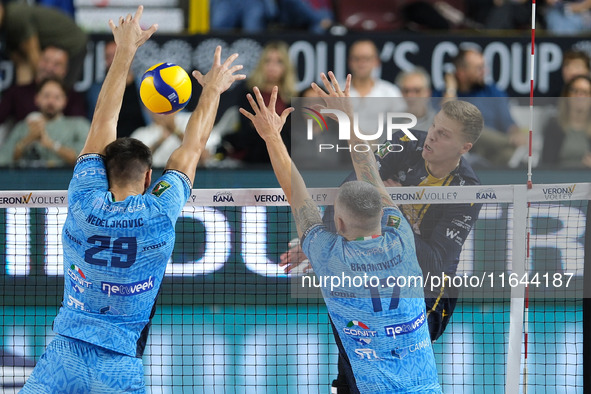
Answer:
[
  {"left": 302, "top": 207, "right": 441, "bottom": 393},
  {"left": 52, "top": 154, "right": 191, "bottom": 357}
]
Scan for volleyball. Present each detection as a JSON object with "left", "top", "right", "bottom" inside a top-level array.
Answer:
[{"left": 140, "top": 63, "right": 192, "bottom": 114}]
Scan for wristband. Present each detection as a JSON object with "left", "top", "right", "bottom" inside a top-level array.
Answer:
[{"left": 53, "top": 141, "right": 62, "bottom": 151}]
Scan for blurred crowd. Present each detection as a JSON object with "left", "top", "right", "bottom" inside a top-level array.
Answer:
[{"left": 1, "top": 0, "right": 591, "bottom": 169}]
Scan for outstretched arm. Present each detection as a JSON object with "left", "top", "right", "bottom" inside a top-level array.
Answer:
[
  {"left": 165, "top": 46, "right": 245, "bottom": 184},
  {"left": 312, "top": 72, "right": 395, "bottom": 208},
  {"left": 240, "top": 86, "right": 321, "bottom": 238},
  {"left": 80, "top": 6, "right": 157, "bottom": 156}
]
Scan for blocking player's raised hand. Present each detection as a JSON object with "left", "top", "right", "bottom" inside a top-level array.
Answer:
[
  {"left": 193, "top": 46, "right": 246, "bottom": 94},
  {"left": 239, "top": 86, "right": 294, "bottom": 142},
  {"left": 241, "top": 85, "right": 320, "bottom": 238},
  {"left": 311, "top": 72, "right": 354, "bottom": 121},
  {"left": 81, "top": 6, "right": 157, "bottom": 156},
  {"left": 108, "top": 6, "right": 158, "bottom": 51}
]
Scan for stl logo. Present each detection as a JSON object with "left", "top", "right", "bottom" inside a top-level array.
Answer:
[{"left": 304, "top": 107, "right": 328, "bottom": 139}]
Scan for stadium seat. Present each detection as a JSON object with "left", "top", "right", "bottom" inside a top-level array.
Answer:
[
  {"left": 335, "top": 0, "right": 467, "bottom": 31},
  {"left": 335, "top": 0, "right": 403, "bottom": 31}
]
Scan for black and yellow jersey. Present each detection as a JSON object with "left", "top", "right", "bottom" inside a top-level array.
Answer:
[
  {"left": 325, "top": 129, "right": 481, "bottom": 283},
  {"left": 324, "top": 129, "right": 482, "bottom": 347},
  {"left": 376, "top": 130, "right": 482, "bottom": 279}
]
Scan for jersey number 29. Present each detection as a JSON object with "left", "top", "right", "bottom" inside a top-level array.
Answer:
[{"left": 85, "top": 235, "right": 137, "bottom": 268}]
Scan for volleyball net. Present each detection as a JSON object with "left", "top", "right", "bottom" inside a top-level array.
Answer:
[{"left": 0, "top": 183, "right": 587, "bottom": 393}]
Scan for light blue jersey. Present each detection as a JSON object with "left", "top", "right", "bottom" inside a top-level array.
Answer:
[
  {"left": 52, "top": 154, "right": 191, "bottom": 358},
  {"left": 302, "top": 207, "right": 441, "bottom": 393}
]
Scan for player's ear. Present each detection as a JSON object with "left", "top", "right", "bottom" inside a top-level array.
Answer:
[
  {"left": 335, "top": 216, "right": 346, "bottom": 236},
  {"left": 144, "top": 169, "right": 152, "bottom": 192},
  {"left": 460, "top": 141, "right": 473, "bottom": 155}
]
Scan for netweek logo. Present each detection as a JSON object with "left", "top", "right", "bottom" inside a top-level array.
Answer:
[{"left": 303, "top": 108, "right": 417, "bottom": 153}]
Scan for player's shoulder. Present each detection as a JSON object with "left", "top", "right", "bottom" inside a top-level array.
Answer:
[
  {"left": 302, "top": 223, "right": 330, "bottom": 244},
  {"left": 376, "top": 129, "right": 425, "bottom": 161},
  {"left": 451, "top": 156, "right": 481, "bottom": 186},
  {"left": 144, "top": 169, "right": 192, "bottom": 213},
  {"left": 70, "top": 153, "right": 106, "bottom": 180},
  {"left": 381, "top": 207, "right": 412, "bottom": 236},
  {"left": 152, "top": 169, "right": 192, "bottom": 192},
  {"left": 76, "top": 153, "right": 105, "bottom": 165}
]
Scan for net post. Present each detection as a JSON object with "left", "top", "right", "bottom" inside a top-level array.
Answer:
[
  {"left": 506, "top": 185, "right": 527, "bottom": 393},
  {"left": 584, "top": 200, "right": 591, "bottom": 392}
]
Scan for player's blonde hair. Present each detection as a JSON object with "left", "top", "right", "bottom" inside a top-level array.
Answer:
[{"left": 441, "top": 100, "right": 484, "bottom": 143}]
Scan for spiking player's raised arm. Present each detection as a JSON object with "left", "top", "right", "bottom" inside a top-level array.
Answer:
[
  {"left": 239, "top": 86, "right": 321, "bottom": 238},
  {"left": 311, "top": 71, "right": 395, "bottom": 208}
]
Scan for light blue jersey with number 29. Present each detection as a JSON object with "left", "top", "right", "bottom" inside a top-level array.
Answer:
[{"left": 53, "top": 154, "right": 191, "bottom": 357}]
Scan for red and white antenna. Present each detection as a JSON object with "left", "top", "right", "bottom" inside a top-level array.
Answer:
[{"left": 523, "top": 1, "right": 536, "bottom": 393}]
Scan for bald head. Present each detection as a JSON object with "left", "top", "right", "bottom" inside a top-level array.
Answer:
[{"left": 335, "top": 181, "right": 383, "bottom": 235}]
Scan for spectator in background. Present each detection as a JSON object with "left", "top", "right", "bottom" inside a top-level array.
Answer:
[
  {"left": 130, "top": 112, "right": 190, "bottom": 168},
  {"left": 545, "top": 0, "right": 591, "bottom": 35},
  {"left": 395, "top": 67, "right": 436, "bottom": 132},
  {"left": 0, "top": 78, "right": 89, "bottom": 167},
  {"left": 541, "top": 75, "right": 591, "bottom": 168},
  {"left": 548, "top": 49, "right": 591, "bottom": 96},
  {"left": 348, "top": 40, "right": 402, "bottom": 99},
  {"left": 437, "top": 48, "right": 525, "bottom": 166},
  {"left": 86, "top": 41, "right": 147, "bottom": 138},
  {"left": 562, "top": 50, "right": 591, "bottom": 81},
  {"left": 37, "top": 0, "right": 75, "bottom": 18},
  {"left": 465, "top": 0, "right": 530, "bottom": 30},
  {"left": 210, "top": 0, "right": 270, "bottom": 33},
  {"left": 0, "top": 0, "right": 87, "bottom": 87},
  {"left": 402, "top": 1, "right": 477, "bottom": 30},
  {"left": 347, "top": 40, "right": 403, "bottom": 144},
  {"left": 218, "top": 41, "right": 297, "bottom": 164},
  {"left": 276, "top": 0, "right": 334, "bottom": 33},
  {"left": 0, "top": 46, "right": 87, "bottom": 129}
]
